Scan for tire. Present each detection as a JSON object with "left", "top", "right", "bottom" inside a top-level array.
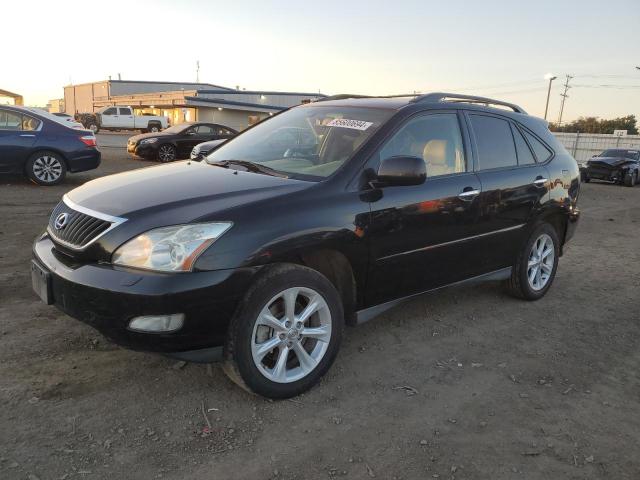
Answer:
[
  {"left": 148, "top": 123, "right": 161, "bottom": 133},
  {"left": 624, "top": 170, "right": 637, "bottom": 187},
  {"left": 223, "top": 264, "right": 344, "bottom": 399},
  {"left": 580, "top": 170, "right": 589, "bottom": 183},
  {"left": 26, "top": 151, "right": 67, "bottom": 186},
  {"left": 88, "top": 123, "right": 99, "bottom": 134},
  {"left": 157, "top": 144, "right": 177, "bottom": 162},
  {"left": 506, "top": 223, "right": 560, "bottom": 301}
]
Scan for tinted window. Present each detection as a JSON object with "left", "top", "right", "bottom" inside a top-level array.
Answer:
[
  {"left": 22, "top": 115, "right": 41, "bottom": 131},
  {"left": 0, "top": 110, "right": 23, "bottom": 130},
  {"left": 380, "top": 113, "right": 466, "bottom": 176},
  {"left": 103, "top": 108, "right": 117, "bottom": 115},
  {"left": 470, "top": 115, "right": 517, "bottom": 170},
  {"left": 511, "top": 125, "right": 536, "bottom": 165},
  {"left": 523, "top": 131, "right": 552, "bottom": 162},
  {"left": 119, "top": 108, "right": 132, "bottom": 115},
  {"left": 196, "top": 125, "right": 214, "bottom": 134}
]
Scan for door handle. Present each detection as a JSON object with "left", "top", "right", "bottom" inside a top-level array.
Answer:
[
  {"left": 19, "top": 134, "right": 36, "bottom": 137},
  {"left": 458, "top": 188, "right": 480, "bottom": 200},
  {"left": 533, "top": 177, "right": 548, "bottom": 187}
]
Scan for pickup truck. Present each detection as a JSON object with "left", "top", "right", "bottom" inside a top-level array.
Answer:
[{"left": 77, "top": 106, "right": 169, "bottom": 134}]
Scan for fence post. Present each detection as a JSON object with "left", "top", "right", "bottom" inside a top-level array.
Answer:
[{"left": 572, "top": 131, "right": 580, "bottom": 158}]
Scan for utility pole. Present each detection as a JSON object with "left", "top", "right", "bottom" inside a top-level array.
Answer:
[
  {"left": 196, "top": 60, "right": 200, "bottom": 83},
  {"left": 557, "top": 74, "right": 573, "bottom": 127}
]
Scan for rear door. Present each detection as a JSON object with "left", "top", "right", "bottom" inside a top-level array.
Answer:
[
  {"left": 118, "top": 107, "right": 135, "bottom": 128},
  {"left": 0, "top": 109, "right": 39, "bottom": 173},
  {"left": 465, "top": 112, "right": 550, "bottom": 271},
  {"left": 365, "top": 111, "right": 486, "bottom": 306}
]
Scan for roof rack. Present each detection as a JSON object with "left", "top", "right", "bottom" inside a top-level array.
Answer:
[
  {"left": 410, "top": 92, "right": 527, "bottom": 114},
  {"left": 315, "top": 94, "right": 372, "bottom": 102}
]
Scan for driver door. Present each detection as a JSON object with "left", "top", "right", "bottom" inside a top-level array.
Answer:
[{"left": 365, "top": 111, "right": 485, "bottom": 306}]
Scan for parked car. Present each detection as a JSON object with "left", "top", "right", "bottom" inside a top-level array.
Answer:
[
  {"left": 0, "top": 105, "right": 100, "bottom": 185},
  {"left": 128, "top": 122, "right": 237, "bottom": 162},
  {"left": 31, "top": 93, "right": 580, "bottom": 398},
  {"left": 579, "top": 148, "right": 640, "bottom": 186},
  {"left": 190, "top": 138, "right": 229, "bottom": 160},
  {"left": 77, "top": 106, "right": 169, "bottom": 134}
]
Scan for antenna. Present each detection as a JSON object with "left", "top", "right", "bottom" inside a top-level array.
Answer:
[{"left": 196, "top": 60, "right": 200, "bottom": 83}]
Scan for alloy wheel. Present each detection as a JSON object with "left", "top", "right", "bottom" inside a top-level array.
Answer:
[
  {"left": 32, "top": 155, "right": 63, "bottom": 183},
  {"left": 158, "top": 145, "right": 176, "bottom": 161},
  {"left": 251, "top": 287, "right": 332, "bottom": 383},
  {"left": 527, "top": 233, "right": 555, "bottom": 291}
]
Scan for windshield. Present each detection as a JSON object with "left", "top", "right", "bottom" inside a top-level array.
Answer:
[
  {"left": 206, "top": 105, "right": 392, "bottom": 180},
  {"left": 599, "top": 149, "right": 640, "bottom": 160}
]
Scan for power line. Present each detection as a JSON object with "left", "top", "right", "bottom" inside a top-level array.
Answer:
[{"left": 557, "top": 75, "right": 573, "bottom": 126}]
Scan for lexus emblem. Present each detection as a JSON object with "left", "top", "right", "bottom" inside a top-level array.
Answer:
[{"left": 54, "top": 212, "right": 69, "bottom": 230}]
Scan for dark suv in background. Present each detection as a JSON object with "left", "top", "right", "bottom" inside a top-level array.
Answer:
[{"left": 32, "top": 93, "right": 580, "bottom": 398}]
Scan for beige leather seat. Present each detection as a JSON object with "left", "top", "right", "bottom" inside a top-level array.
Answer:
[{"left": 423, "top": 139, "right": 452, "bottom": 176}]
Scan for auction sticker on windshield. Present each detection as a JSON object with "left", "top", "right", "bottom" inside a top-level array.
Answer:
[{"left": 326, "top": 118, "right": 374, "bottom": 131}]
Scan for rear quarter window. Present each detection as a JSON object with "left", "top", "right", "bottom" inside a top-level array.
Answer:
[{"left": 523, "top": 130, "right": 553, "bottom": 162}]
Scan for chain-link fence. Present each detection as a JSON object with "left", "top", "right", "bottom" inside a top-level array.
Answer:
[{"left": 553, "top": 132, "right": 640, "bottom": 162}]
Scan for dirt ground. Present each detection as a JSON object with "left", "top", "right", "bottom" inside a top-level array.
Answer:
[{"left": 1, "top": 140, "right": 639, "bottom": 480}]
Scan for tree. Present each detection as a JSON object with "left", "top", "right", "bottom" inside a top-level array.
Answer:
[{"left": 549, "top": 115, "right": 638, "bottom": 134}]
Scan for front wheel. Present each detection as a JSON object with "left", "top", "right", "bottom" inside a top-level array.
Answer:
[
  {"left": 157, "top": 144, "right": 177, "bottom": 162},
  {"left": 506, "top": 223, "right": 560, "bottom": 300},
  {"left": 223, "top": 264, "right": 344, "bottom": 399},
  {"left": 624, "top": 170, "right": 637, "bottom": 187}
]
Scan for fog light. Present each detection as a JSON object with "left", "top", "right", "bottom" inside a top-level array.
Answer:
[{"left": 128, "top": 314, "right": 184, "bottom": 333}]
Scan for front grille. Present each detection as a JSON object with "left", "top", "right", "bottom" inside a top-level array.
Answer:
[{"left": 48, "top": 201, "right": 112, "bottom": 249}]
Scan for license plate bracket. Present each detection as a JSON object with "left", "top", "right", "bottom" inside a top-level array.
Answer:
[{"left": 31, "top": 260, "right": 53, "bottom": 305}]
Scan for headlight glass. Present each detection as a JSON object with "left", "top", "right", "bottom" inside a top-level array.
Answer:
[
  {"left": 140, "top": 138, "right": 158, "bottom": 144},
  {"left": 112, "top": 223, "right": 232, "bottom": 272}
]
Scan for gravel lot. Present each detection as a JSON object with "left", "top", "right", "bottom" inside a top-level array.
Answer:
[{"left": 1, "top": 145, "right": 639, "bottom": 480}]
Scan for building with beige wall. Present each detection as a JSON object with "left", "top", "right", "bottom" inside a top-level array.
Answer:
[{"left": 64, "top": 80, "right": 325, "bottom": 131}]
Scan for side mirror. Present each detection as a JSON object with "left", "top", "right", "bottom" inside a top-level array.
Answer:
[{"left": 376, "top": 156, "right": 426, "bottom": 187}]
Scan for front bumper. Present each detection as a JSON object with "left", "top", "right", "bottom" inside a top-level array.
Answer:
[
  {"left": 33, "top": 236, "right": 258, "bottom": 355},
  {"left": 127, "top": 142, "right": 156, "bottom": 159}
]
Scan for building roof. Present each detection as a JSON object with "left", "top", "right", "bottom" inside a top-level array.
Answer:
[
  {"left": 64, "top": 79, "right": 233, "bottom": 90},
  {"left": 197, "top": 89, "right": 326, "bottom": 97},
  {"left": 184, "top": 96, "right": 287, "bottom": 112}
]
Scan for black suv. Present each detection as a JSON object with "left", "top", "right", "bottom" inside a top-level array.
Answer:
[{"left": 32, "top": 93, "right": 580, "bottom": 398}]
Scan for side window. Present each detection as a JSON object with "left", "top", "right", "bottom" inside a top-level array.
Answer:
[
  {"left": 103, "top": 107, "right": 117, "bottom": 115},
  {"left": 523, "top": 130, "right": 553, "bottom": 162},
  {"left": 119, "top": 107, "right": 132, "bottom": 115},
  {"left": 379, "top": 113, "right": 466, "bottom": 177},
  {"left": 22, "top": 115, "right": 41, "bottom": 131},
  {"left": 0, "top": 110, "right": 23, "bottom": 130},
  {"left": 469, "top": 114, "right": 517, "bottom": 170},
  {"left": 196, "top": 125, "right": 214, "bottom": 134},
  {"left": 511, "top": 125, "right": 536, "bottom": 165}
]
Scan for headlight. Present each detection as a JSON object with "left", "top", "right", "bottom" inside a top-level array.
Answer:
[
  {"left": 140, "top": 138, "right": 158, "bottom": 144},
  {"left": 112, "top": 222, "right": 232, "bottom": 272}
]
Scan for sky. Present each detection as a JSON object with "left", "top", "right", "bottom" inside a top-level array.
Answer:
[{"left": 2, "top": 0, "right": 639, "bottom": 122}]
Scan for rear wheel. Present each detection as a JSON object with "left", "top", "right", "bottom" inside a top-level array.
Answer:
[
  {"left": 148, "top": 124, "right": 161, "bottom": 133},
  {"left": 506, "top": 223, "right": 559, "bottom": 300},
  {"left": 26, "top": 151, "right": 67, "bottom": 186},
  {"left": 223, "top": 264, "right": 344, "bottom": 398},
  {"left": 157, "top": 144, "right": 177, "bottom": 162},
  {"left": 624, "top": 170, "right": 637, "bottom": 187},
  {"left": 88, "top": 123, "right": 99, "bottom": 134}
]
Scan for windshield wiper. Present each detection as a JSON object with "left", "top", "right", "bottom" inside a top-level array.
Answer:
[{"left": 211, "top": 160, "right": 289, "bottom": 178}]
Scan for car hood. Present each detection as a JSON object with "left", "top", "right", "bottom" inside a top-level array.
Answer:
[
  {"left": 66, "top": 161, "right": 311, "bottom": 219},
  {"left": 588, "top": 156, "right": 633, "bottom": 167}
]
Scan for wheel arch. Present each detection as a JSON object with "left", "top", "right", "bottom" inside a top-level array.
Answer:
[
  {"left": 537, "top": 209, "right": 568, "bottom": 254},
  {"left": 23, "top": 148, "right": 69, "bottom": 172}
]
